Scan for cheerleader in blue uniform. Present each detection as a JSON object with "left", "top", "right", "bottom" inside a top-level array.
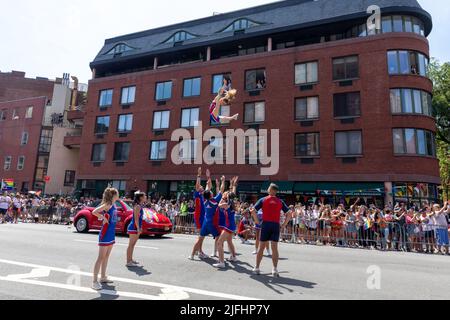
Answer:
[
  {"left": 92, "top": 188, "right": 119, "bottom": 291},
  {"left": 126, "top": 191, "right": 147, "bottom": 268},
  {"left": 213, "top": 177, "right": 239, "bottom": 269}
]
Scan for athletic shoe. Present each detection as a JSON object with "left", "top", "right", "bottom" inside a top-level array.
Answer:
[
  {"left": 252, "top": 250, "right": 257, "bottom": 255},
  {"left": 213, "top": 263, "right": 226, "bottom": 269},
  {"left": 188, "top": 255, "right": 195, "bottom": 260},
  {"left": 198, "top": 252, "right": 208, "bottom": 259},
  {"left": 132, "top": 260, "right": 141, "bottom": 266},
  {"left": 243, "top": 240, "right": 250, "bottom": 245},
  {"left": 252, "top": 268, "right": 261, "bottom": 275},
  {"left": 265, "top": 249, "right": 271, "bottom": 256},
  {"left": 210, "top": 253, "right": 218, "bottom": 258},
  {"left": 126, "top": 262, "right": 139, "bottom": 267},
  {"left": 92, "top": 281, "right": 102, "bottom": 291},
  {"left": 272, "top": 268, "right": 280, "bottom": 277},
  {"left": 228, "top": 256, "right": 238, "bottom": 262},
  {"left": 100, "top": 278, "right": 114, "bottom": 284}
]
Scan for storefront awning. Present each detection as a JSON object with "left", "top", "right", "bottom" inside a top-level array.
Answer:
[
  {"left": 293, "top": 182, "right": 385, "bottom": 196},
  {"left": 260, "top": 182, "right": 294, "bottom": 195}
]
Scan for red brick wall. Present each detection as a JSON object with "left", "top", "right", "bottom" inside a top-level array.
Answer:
[
  {"left": 0, "top": 97, "right": 47, "bottom": 190},
  {"left": 0, "top": 71, "right": 55, "bottom": 103},
  {"left": 77, "top": 33, "right": 439, "bottom": 193}
]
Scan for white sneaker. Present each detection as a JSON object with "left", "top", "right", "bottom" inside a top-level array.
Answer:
[
  {"left": 252, "top": 250, "right": 257, "bottom": 255},
  {"left": 126, "top": 262, "right": 139, "bottom": 267},
  {"left": 252, "top": 268, "right": 261, "bottom": 275},
  {"left": 266, "top": 250, "right": 271, "bottom": 256},
  {"left": 198, "top": 252, "right": 208, "bottom": 259},
  {"left": 210, "top": 253, "right": 217, "bottom": 258},
  {"left": 228, "top": 256, "right": 238, "bottom": 262},
  {"left": 188, "top": 255, "right": 195, "bottom": 260},
  {"left": 272, "top": 268, "right": 280, "bottom": 277},
  {"left": 244, "top": 240, "right": 250, "bottom": 244},
  {"left": 92, "top": 281, "right": 102, "bottom": 291},
  {"left": 213, "top": 262, "right": 226, "bottom": 269}
]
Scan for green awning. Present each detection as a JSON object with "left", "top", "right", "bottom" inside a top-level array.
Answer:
[
  {"left": 260, "top": 182, "right": 294, "bottom": 195},
  {"left": 293, "top": 182, "right": 385, "bottom": 196}
]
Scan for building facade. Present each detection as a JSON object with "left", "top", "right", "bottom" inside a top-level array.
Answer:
[
  {"left": 0, "top": 76, "right": 86, "bottom": 195},
  {"left": 77, "top": 0, "right": 438, "bottom": 206},
  {"left": 0, "top": 71, "right": 55, "bottom": 103}
]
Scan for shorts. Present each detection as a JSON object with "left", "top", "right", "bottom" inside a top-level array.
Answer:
[
  {"left": 435, "top": 229, "right": 449, "bottom": 246},
  {"left": 200, "top": 223, "right": 220, "bottom": 238},
  {"left": 260, "top": 221, "right": 281, "bottom": 242},
  {"left": 127, "top": 220, "right": 142, "bottom": 235},
  {"left": 0, "top": 208, "right": 7, "bottom": 215}
]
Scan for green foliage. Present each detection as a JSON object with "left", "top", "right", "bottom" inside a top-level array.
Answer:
[{"left": 429, "top": 59, "right": 450, "bottom": 200}]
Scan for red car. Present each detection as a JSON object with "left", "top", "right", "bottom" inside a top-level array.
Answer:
[{"left": 73, "top": 199, "right": 173, "bottom": 237}]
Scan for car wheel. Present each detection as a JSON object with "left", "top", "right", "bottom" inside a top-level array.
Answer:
[{"left": 75, "top": 217, "right": 89, "bottom": 233}]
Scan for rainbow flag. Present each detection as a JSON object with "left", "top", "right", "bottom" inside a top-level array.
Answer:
[{"left": 1, "top": 179, "right": 14, "bottom": 191}]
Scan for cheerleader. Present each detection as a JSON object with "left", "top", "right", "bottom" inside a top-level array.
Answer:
[
  {"left": 92, "top": 188, "right": 119, "bottom": 291},
  {"left": 209, "top": 76, "right": 239, "bottom": 124},
  {"left": 213, "top": 177, "right": 239, "bottom": 269},
  {"left": 126, "top": 191, "right": 147, "bottom": 267}
]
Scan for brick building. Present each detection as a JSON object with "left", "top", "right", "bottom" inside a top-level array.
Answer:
[
  {"left": 77, "top": 0, "right": 439, "bottom": 206},
  {"left": 0, "top": 71, "right": 55, "bottom": 103}
]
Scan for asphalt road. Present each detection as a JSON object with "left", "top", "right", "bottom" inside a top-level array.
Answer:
[{"left": 0, "top": 223, "right": 449, "bottom": 300}]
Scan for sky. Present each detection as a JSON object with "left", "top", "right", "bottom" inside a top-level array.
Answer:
[{"left": 0, "top": 0, "right": 449, "bottom": 84}]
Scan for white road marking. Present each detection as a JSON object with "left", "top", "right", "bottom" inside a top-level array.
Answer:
[
  {"left": 74, "top": 239, "right": 159, "bottom": 250},
  {"left": 7, "top": 268, "right": 51, "bottom": 280},
  {"left": 0, "top": 258, "right": 259, "bottom": 300},
  {"left": 0, "top": 276, "right": 165, "bottom": 300}
]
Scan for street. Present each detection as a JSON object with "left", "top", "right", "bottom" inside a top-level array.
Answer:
[{"left": 0, "top": 223, "right": 449, "bottom": 300}]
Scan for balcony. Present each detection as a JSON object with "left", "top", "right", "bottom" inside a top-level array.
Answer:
[
  {"left": 63, "top": 129, "right": 82, "bottom": 149},
  {"left": 67, "top": 107, "right": 85, "bottom": 122}
]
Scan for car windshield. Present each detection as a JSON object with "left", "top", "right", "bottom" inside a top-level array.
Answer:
[{"left": 116, "top": 200, "right": 132, "bottom": 211}]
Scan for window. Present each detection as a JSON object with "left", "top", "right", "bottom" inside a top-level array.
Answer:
[
  {"left": 25, "top": 106, "right": 33, "bottom": 119},
  {"left": 295, "top": 97, "right": 319, "bottom": 121},
  {"left": 4, "top": 156, "right": 12, "bottom": 171},
  {"left": 333, "top": 56, "right": 359, "bottom": 80},
  {"left": 390, "top": 89, "right": 432, "bottom": 116},
  {"left": 381, "top": 15, "right": 425, "bottom": 35},
  {"left": 21, "top": 132, "right": 29, "bottom": 146},
  {"left": 335, "top": 131, "right": 362, "bottom": 156},
  {"left": 64, "top": 170, "right": 76, "bottom": 186},
  {"left": 181, "top": 108, "right": 199, "bottom": 128},
  {"left": 111, "top": 181, "right": 127, "bottom": 192},
  {"left": 117, "top": 114, "right": 133, "bottom": 132},
  {"left": 153, "top": 111, "right": 170, "bottom": 130},
  {"left": 91, "top": 144, "right": 106, "bottom": 162},
  {"left": 295, "top": 133, "right": 320, "bottom": 157},
  {"left": 34, "top": 155, "right": 49, "bottom": 184},
  {"left": 113, "top": 142, "right": 131, "bottom": 162},
  {"left": 121, "top": 86, "right": 136, "bottom": 105},
  {"left": 17, "top": 156, "right": 25, "bottom": 171},
  {"left": 211, "top": 105, "right": 230, "bottom": 125},
  {"left": 333, "top": 92, "right": 361, "bottom": 118},
  {"left": 222, "top": 18, "right": 260, "bottom": 32},
  {"left": 387, "top": 51, "right": 429, "bottom": 76},
  {"left": 245, "top": 69, "right": 266, "bottom": 91},
  {"left": 106, "top": 43, "right": 134, "bottom": 55},
  {"left": 38, "top": 129, "right": 53, "bottom": 153},
  {"left": 179, "top": 139, "right": 198, "bottom": 161},
  {"left": 208, "top": 137, "right": 225, "bottom": 160},
  {"left": 12, "top": 109, "right": 19, "bottom": 120},
  {"left": 155, "top": 81, "right": 172, "bottom": 101},
  {"left": 95, "top": 116, "right": 110, "bottom": 134},
  {"left": 0, "top": 109, "right": 6, "bottom": 121},
  {"left": 99, "top": 89, "right": 113, "bottom": 107},
  {"left": 244, "top": 102, "right": 265, "bottom": 123},
  {"left": 164, "top": 31, "right": 196, "bottom": 43},
  {"left": 183, "top": 77, "right": 201, "bottom": 97},
  {"left": 295, "top": 62, "right": 318, "bottom": 85},
  {"left": 393, "top": 128, "right": 436, "bottom": 157},
  {"left": 212, "top": 73, "right": 231, "bottom": 94},
  {"left": 150, "top": 141, "right": 168, "bottom": 160}
]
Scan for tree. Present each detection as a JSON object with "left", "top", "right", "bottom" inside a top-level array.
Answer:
[{"left": 428, "top": 59, "right": 450, "bottom": 200}]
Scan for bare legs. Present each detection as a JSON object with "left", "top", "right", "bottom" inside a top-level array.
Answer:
[
  {"left": 93, "top": 246, "right": 113, "bottom": 283},
  {"left": 127, "top": 234, "right": 139, "bottom": 264}
]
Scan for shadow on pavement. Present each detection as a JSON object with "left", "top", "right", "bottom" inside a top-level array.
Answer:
[
  {"left": 126, "top": 265, "right": 152, "bottom": 277},
  {"left": 91, "top": 284, "right": 120, "bottom": 300}
]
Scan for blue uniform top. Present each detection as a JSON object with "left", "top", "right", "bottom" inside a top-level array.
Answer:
[
  {"left": 204, "top": 193, "right": 222, "bottom": 224},
  {"left": 99, "top": 205, "right": 117, "bottom": 246},
  {"left": 128, "top": 204, "right": 143, "bottom": 233}
]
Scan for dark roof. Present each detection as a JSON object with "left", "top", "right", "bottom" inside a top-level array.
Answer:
[{"left": 91, "top": 0, "right": 432, "bottom": 67}]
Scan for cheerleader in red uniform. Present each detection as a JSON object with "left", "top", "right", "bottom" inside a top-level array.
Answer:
[{"left": 209, "top": 76, "right": 239, "bottom": 124}]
